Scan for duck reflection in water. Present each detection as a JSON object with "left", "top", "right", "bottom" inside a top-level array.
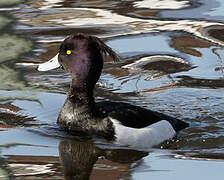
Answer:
[{"left": 59, "top": 139, "right": 148, "bottom": 180}]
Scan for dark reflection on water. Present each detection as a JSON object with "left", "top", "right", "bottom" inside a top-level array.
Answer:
[
  {"left": 177, "top": 75, "right": 224, "bottom": 88},
  {"left": 59, "top": 140, "right": 148, "bottom": 180},
  {"left": 1, "top": 0, "right": 224, "bottom": 179}
]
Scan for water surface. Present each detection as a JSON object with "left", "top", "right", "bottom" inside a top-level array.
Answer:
[{"left": 0, "top": 0, "right": 224, "bottom": 179}]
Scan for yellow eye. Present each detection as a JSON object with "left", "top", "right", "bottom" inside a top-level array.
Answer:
[{"left": 66, "top": 50, "right": 72, "bottom": 55}]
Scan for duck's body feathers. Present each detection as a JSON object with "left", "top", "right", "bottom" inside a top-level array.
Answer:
[
  {"left": 97, "top": 101, "right": 188, "bottom": 131},
  {"left": 58, "top": 98, "right": 188, "bottom": 146},
  {"left": 38, "top": 33, "right": 188, "bottom": 148}
]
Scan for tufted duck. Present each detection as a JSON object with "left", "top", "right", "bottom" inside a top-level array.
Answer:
[{"left": 38, "top": 34, "right": 188, "bottom": 148}]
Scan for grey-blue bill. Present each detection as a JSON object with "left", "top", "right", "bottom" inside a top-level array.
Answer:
[{"left": 38, "top": 54, "right": 60, "bottom": 71}]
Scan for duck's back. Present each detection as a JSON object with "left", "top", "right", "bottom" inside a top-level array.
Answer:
[
  {"left": 96, "top": 101, "right": 188, "bottom": 131},
  {"left": 96, "top": 101, "right": 188, "bottom": 147}
]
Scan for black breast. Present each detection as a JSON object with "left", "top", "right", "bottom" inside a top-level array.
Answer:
[{"left": 57, "top": 98, "right": 115, "bottom": 140}]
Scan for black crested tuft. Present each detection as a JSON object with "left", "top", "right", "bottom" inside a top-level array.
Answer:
[{"left": 88, "top": 36, "right": 121, "bottom": 62}]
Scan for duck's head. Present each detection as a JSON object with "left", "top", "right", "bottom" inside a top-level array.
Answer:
[{"left": 38, "top": 34, "right": 120, "bottom": 91}]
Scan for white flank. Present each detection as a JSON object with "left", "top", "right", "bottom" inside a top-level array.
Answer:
[
  {"left": 110, "top": 119, "right": 176, "bottom": 148},
  {"left": 38, "top": 54, "right": 60, "bottom": 71}
]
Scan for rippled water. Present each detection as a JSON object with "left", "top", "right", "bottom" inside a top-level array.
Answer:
[{"left": 0, "top": 0, "right": 224, "bottom": 179}]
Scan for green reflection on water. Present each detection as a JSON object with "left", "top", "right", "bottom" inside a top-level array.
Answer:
[
  {"left": 0, "top": 65, "right": 27, "bottom": 90},
  {"left": 0, "top": 16, "right": 11, "bottom": 30},
  {"left": 0, "top": 63, "right": 61, "bottom": 93},
  {"left": 0, "top": 157, "right": 11, "bottom": 180},
  {"left": 0, "top": 34, "right": 32, "bottom": 63},
  {"left": 0, "top": 11, "right": 33, "bottom": 91},
  {"left": 0, "top": 0, "right": 25, "bottom": 7},
  {"left": 0, "top": 169, "right": 10, "bottom": 180}
]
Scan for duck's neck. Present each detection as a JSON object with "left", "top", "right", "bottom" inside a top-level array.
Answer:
[
  {"left": 69, "top": 84, "right": 93, "bottom": 103},
  {"left": 67, "top": 83, "right": 98, "bottom": 116},
  {"left": 58, "top": 85, "right": 96, "bottom": 128}
]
